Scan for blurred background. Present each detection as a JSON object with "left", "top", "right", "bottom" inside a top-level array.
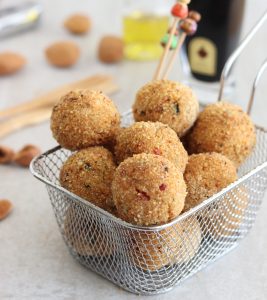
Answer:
[{"left": 1, "top": 0, "right": 267, "bottom": 130}]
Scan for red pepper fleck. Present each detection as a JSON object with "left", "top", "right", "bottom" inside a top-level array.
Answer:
[
  {"left": 153, "top": 147, "right": 162, "bottom": 155},
  {"left": 120, "top": 169, "right": 126, "bottom": 176},
  {"left": 159, "top": 184, "right": 167, "bottom": 191},
  {"left": 136, "top": 189, "right": 150, "bottom": 201}
]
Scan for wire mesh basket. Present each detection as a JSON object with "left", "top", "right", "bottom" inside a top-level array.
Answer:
[
  {"left": 30, "top": 109, "right": 267, "bottom": 295},
  {"left": 30, "top": 12, "right": 267, "bottom": 296}
]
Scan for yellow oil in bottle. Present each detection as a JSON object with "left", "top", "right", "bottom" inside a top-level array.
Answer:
[{"left": 123, "top": 12, "right": 169, "bottom": 61}]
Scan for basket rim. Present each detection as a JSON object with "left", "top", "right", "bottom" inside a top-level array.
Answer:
[{"left": 30, "top": 139, "right": 267, "bottom": 232}]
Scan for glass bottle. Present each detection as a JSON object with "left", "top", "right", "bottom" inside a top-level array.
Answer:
[
  {"left": 185, "top": 0, "right": 245, "bottom": 82},
  {"left": 180, "top": 0, "right": 245, "bottom": 104},
  {"left": 123, "top": 0, "right": 173, "bottom": 61}
]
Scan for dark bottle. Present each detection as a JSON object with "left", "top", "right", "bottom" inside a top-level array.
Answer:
[{"left": 185, "top": 0, "right": 245, "bottom": 82}]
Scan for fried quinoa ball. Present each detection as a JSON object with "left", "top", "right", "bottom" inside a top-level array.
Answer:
[
  {"left": 64, "top": 204, "right": 115, "bottom": 256},
  {"left": 112, "top": 153, "right": 186, "bottom": 226},
  {"left": 183, "top": 153, "right": 237, "bottom": 212},
  {"left": 60, "top": 147, "right": 117, "bottom": 212},
  {"left": 130, "top": 218, "right": 202, "bottom": 271},
  {"left": 187, "top": 102, "right": 256, "bottom": 167},
  {"left": 133, "top": 80, "right": 199, "bottom": 137},
  {"left": 114, "top": 121, "right": 188, "bottom": 172},
  {"left": 51, "top": 90, "right": 120, "bottom": 150}
]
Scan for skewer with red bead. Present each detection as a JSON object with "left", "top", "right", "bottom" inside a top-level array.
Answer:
[
  {"left": 162, "top": 10, "right": 201, "bottom": 80},
  {"left": 153, "top": 0, "right": 191, "bottom": 81}
]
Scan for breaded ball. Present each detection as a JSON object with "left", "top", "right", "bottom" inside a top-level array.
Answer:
[
  {"left": 114, "top": 121, "right": 188, "bottom": 172},
  {"left": 112, "top": 153, "right": 186, "bottom": 226},
  {"left": 130, "top": 218, "right": 201, "bottom": 271},
  {"left": 183, "top": 153, "right": 237, "bottom": 212},
  {"left": 64, "top": 14, "right": 91, "bottom": 35},
  {"left": 51, "top": 90, "right": 120, "bottom": 150},
  {"left": 187, "top": 102, "right": 256, "bottom": 167},
  {"left": 133, "top": 80, "right": 199, "bottom": 137},
  {"left": 45, "top": 41, "right": 80, "bottom": 68},
  {"left": 64, "top": 204, "right": 115, "bottom": 256},
  {"left": 205, "top": 186, "right": 249, "bottom": 239},
  {"left": 60, "top": 147, "right": 117, "bottom": 212}
]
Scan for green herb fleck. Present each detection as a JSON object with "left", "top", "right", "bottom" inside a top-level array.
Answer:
[
  {"left": 84, "top": 163, "right": 92, "bottom": 171},
  {"left": 174, "top": 104, "right": 179, "bottom": 114}
]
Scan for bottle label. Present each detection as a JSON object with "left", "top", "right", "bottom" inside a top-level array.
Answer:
[{"left": 188, "top": 37, "right": 217, "bottom": 76}]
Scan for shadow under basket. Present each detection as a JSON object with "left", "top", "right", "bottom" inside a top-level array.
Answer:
[{"left": 30, "top": 111, "right": 267, "bottom": 295}]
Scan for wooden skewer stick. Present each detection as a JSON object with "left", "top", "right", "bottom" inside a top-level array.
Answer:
[
  {"left": 0, "top": 107, "right": 52, "bottom": 139},
  {"left": 153, "top": 0, "right": 190, "bottom": 81},
  {"left": 0, "top": 75, "right": 119, "bottom": 119},
  {"left": 153, "top": 19, "right": 179, "bottom": 81},
  {"left": 162, "top": 33, "right": 186, "bottom": 80},
  {"left": 162, "top": 12, "right": 201, "bottom": 80}
]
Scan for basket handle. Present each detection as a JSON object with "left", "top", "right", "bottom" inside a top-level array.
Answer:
[
  {"left": 218, "top": 11, "right": 267, "bottom": 101},
  {"left": 247, "top": 59, "right": 267, "bottom": 115}
]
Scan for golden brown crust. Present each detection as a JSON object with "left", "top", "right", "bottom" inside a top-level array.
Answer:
[
  {"left": 187, "top": 102, "right": 256, "bottom": 167},
  {"left": 133, "top": 80, "right": 199, "bottom": 137},
  {"left": 45, "top": 41, "right": 80, "bottom": 68},
  {"left": 60, "top": 147, "right": 117, "bottom": 211},
  {"left": 130, "top": 218, "right": 202, "bottom": 271},
  {"left": 114, "top": 121, "right": 188, "bottom": 172},
  {"left": 64, "top": 14, "right": 91, "bottom": 34},
  {"left": 183, "top": 152, "right": 237, "bottom": 212},
  {"left": 0, "top": 52, "right": 26, "bottom": 75},
  {"left": 50, "top": 90, "right": 120, "bottom": 150},
  {"left": 112, "top": 153, "right": 186, "bottom": 226},
  {"left": 98, "top": 36, "right": 124, "bottom": 64}
]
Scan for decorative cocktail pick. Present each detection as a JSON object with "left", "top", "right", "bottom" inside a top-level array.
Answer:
[
  {"left": 162, "top": 10, "right": 201, "bottom": 80},
  {"left": 160, "top": 28, "right": 179, "bottom": 50},
  {"left": 188, "top": 10, "right": 201, "bottom": 22},
  {"left": 153, "top": 0, "right": 191, "bottom": 81}
]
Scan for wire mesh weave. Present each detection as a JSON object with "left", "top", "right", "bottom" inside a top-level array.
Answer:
[{"left": 31, "top": 111, "right": 267, "bottom": 295}]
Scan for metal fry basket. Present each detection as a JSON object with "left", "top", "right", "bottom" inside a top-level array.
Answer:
[{"left": 30, "top": 13, "right": 267, "bottom": 295}]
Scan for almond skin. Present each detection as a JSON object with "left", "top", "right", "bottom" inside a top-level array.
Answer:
[
  {"left": 0, "top": 199, "right": 13, "bottom": 221},
  {"left": 98, "top": 36, "right": 124, "bottom": 64},
  {"left": 0, "top": 52, "right": 26, "bottom": 76},
  {"left": 0, "top": 145, "right": 15, "bottom": 164},
  {"left": 14, "top": 144, "right": 41, "bottom": 167},
  {"left": 45, "top": 41, "right": 80, "bottom": 68},
  {"left": 64, "top": 14, "right": 91, "bottom": 34}
]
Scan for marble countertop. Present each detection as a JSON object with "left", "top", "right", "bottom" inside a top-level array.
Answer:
[{"left": 1, "top": 1, "right": 267, "bottom": 299}]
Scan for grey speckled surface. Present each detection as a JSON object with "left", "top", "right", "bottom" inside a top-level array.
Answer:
[{"left": 1, "top": 1, "right": 267, "bottom": 299}]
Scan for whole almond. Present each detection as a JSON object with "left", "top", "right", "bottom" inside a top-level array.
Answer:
[
  {"left": 0, "top": 52, "right": 26, "bottom": 76},
  {"left": 0, "top": 199, "right": 13, "bottom": 220},
  {"left": 14, "top": 144, "right": 41, "bottom": 167},
  {"left": 98, "top": 36, "right": 124, "bottom": 64},
  {"left": 45, "top": 41, "right": 80, "bottom": 68},
  {"left": 64, "top": 14, "right": 91, "bottom": 35},
  {"left": 0, "top": 145, "right": 15, "bottom": 164}
]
